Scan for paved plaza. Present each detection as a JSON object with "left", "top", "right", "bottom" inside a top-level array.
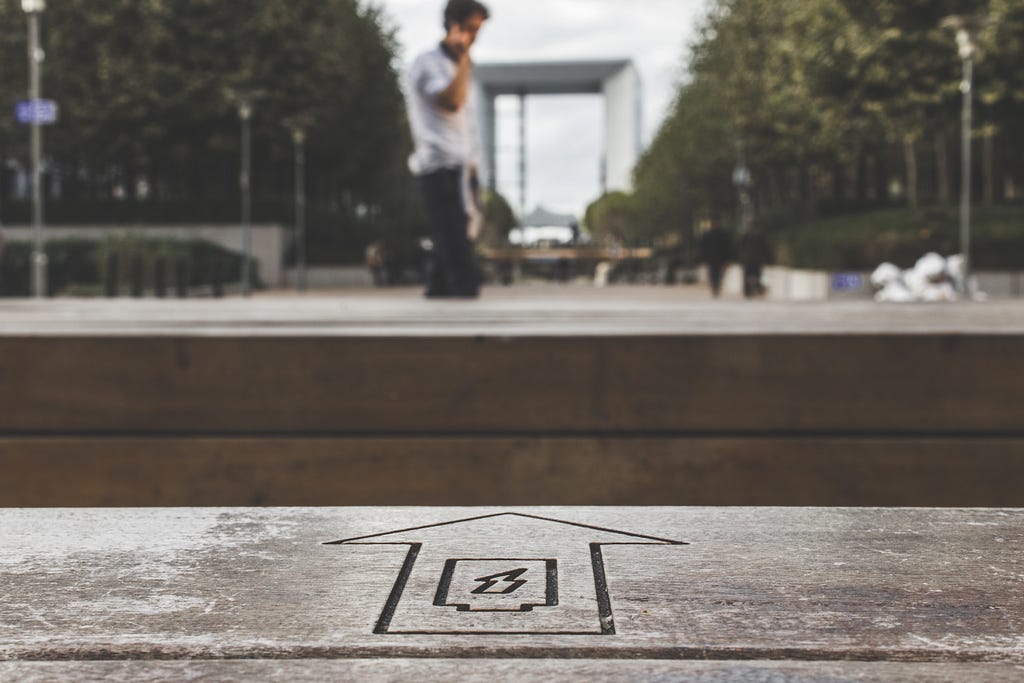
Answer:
[{"left": 1, "top": 286, "right": 1023, "bottom": 336}]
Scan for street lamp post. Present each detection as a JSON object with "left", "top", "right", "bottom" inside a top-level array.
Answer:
[
  {"left": 238, "top": 98, "right": 253, "bottom": 297},
  {"left": 291, "top": 127, "right": 307, "bottom": 292},
  {"left": 732, "top": 144, "right": 753, "bottom": 235},
  {"left": 942, "top": 15, "right": 988, "bottom": 296},
  {"left": 22, "top": 0, "right": 46, "bottom": 298},
  {"left": 518, "top": 90, "right": 527, "bottom": 219}
]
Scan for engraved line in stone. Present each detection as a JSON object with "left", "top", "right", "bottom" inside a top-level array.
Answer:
[{"left": 373, "top": 543, "right": 421, "bottom": 634}]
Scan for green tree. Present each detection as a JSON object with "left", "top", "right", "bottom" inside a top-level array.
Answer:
[
  {"left": 0, "top": 0, "right": 412, "bottom": 232},
  {"left": 631, "top": 79, "right": 733, "bottom": 248},
  {"left": 584, "top": 192, "right": 641, "bottom": 246},
  {"left": 478, "top": 190, "right": 516, "bottom": 247},
  {"left": 631, "top": 0, "right": 1024, "bottom": 250}
]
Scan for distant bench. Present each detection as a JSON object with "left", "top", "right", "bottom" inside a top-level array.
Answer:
[
  {"left": 1, "top": 300, "right": 1023, "bottom": 507},
  {"left": 1, "top": 507, "right": 1022, "bottom": 679}
]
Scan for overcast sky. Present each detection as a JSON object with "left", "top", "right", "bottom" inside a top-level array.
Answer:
[{"left": 374, "top": 0, "right": 709, "bottom": 217}]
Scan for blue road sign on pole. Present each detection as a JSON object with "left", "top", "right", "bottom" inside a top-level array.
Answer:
[{"left": 15, "top": 99, "right": 58, "bottom": 125}]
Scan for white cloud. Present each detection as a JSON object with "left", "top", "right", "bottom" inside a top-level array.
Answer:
[{"left": 373, "top": 0, "right": 708, "bottom": 216}]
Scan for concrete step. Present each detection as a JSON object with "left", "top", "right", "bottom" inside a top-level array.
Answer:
[
  {"left": 2, "top": 437, "right": 1022, "bottom": 507},
  {"left": 2, "top": 296, "right": 1021, "bottom": 506}
]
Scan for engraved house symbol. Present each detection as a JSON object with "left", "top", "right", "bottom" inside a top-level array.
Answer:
[{"left": 327, "top": 512, "right": 685, "bottom": 635}]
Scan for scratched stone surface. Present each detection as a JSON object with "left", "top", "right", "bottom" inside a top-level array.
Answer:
[
  {"left": 0, "top": 508, "right": 1022, "bottom": 663},
  {"left": 1, "top": 661, "right": 1023, "bottom": 682}
]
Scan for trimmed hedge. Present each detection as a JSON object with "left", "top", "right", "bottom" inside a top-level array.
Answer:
[
  {"left": 0, "top": 235, "right": 260, "bottom": 297},
  {"left": 770, "top": 206, "right": 1024, "bottom": 271},
  {"left": 1, "top": 200, "right": 420, "bottom": 266}
]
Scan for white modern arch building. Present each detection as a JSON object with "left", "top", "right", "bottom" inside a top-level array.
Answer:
[{"left": 472, "top": 60, "right": 642, "bottom": 203}]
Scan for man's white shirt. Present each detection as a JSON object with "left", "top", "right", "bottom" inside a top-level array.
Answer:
[
  {"left": 406, "top": 45, "right": 481, "bottom": 176},
  {"left": 406, "top": 45, "right": 484, "bottom": 238}
]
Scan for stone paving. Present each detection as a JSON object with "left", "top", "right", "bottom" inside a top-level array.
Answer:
[{"left": 0, "top": 285, "right": 1022, "bottom": 336}]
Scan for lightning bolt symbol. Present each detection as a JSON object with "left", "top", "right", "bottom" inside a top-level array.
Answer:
[{"left": 471, "top": 568, "right": 529, "bottom": 595}]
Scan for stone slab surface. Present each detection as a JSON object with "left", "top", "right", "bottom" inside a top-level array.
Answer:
[
  {"left": 1, "top": 508, "right": 1022, "bottom": 664},
  {"left": 2, "top": 660, "right": 1023, "bottom": 682}
]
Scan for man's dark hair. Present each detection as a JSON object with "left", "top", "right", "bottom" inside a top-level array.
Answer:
[{"left": 444, "top": 0, "right": 490, "bottom": 29}]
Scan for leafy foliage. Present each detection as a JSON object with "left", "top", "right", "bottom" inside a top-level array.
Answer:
[
  {"left": 584, "top": 192, "right": 641, "bottom": 245},
  {"left": 0, "top": 0, "right": 417, "bottom": 261},
  {"left": 478, "top": 190, "right": 517, "bottom": 247},
  {"left": 0, "top": 235, "right": 257, "bottom": 297},
  {"left": 616, "top": 0, "right": 1024, "bottom": 262}
]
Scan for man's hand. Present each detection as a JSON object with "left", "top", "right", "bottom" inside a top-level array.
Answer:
[{"left": 437, "top": 13, "right": 485, "bottom": 112}]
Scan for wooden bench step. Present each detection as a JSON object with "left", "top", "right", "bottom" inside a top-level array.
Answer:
[
  {"left": 3, "top": 438, "right": 1023, "bottom": 507},
  {"left": 2, "top": 334, "right": 1022, "bottom": 433}
]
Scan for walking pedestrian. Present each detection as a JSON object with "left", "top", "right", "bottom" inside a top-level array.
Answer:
[
  {"left": 406, "top": 0, "right": 490, "bottom": 299},
  {"left": 697, "top": 221, "right": 734, "bottom": 298},
  {"left": 0, "top": 220, "right": 5, "bottom": 294},
  {"left": 738, "top": 228, "right": 772, "bottom": 299}
]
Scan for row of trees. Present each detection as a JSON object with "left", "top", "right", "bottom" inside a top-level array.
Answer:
[
  {"left": 0, "top": 0, "right": 419, "bottom": 261},
  {"left": 589, "top": 0, "right": 1024, "bottom": 248}
]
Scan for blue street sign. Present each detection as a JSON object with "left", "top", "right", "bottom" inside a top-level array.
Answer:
[
  {"left": 15, "top": 99, "right": 58, "bottom": 125},
  {"left": 832, "top": 272, "right": 865, "bottom": 292}
]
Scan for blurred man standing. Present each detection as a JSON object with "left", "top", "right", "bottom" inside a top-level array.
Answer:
[
  {"left": 407, "top": 0, "right": 489, "bottom": 299},
  {"left": 698, "top": 221, "right": 734, "bottom": 298},
  {"left": 0, "top": 222, "right": 4, "bottom": 294},
  {"left": 738, "top": 228, "right": 772, "bottom": 299}
]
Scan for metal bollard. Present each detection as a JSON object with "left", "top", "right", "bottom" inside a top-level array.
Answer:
[
  {"left": 130, "top": 255, "right": 143, "bottom": 298},
  {"left": 211, "top": 259, "right": 224, "bottom": 298},
  {"left": 175, "top": 259, "right": 188, "bottom": 299},
  {"left": 154, "top": 257, "right": 167, "bottom": 298},
  {"left": 105, "top": 253, "right": 119, "bottom": 298}
]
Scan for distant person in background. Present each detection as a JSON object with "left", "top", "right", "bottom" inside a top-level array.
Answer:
[
  {"left": 698, "top": 221, "right": 734, "bottom": 298},
  {"left": 365, "top": 240, "right": 389, "bottom": 287},
  {"left": 738, "top": 228, "right": 773, "bottom": 299},
  {"left": 406, "top": 0, "right": 490, "bottom": 299}
]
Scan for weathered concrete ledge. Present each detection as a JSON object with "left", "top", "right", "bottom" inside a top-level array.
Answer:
[
  {"left": 0, "top": 508, "right": 1021, "bottom": 672},
  {"left": 1, "top": 295, "right": 1022, "bottom": 506},
  {"left": 2, "top": 661, "right": 1023, "bottom": 682}
]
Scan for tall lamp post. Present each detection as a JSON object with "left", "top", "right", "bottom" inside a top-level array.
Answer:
[
  {"left": 224, "top": 89, "right": 259, "bottom": 298},
  {"left": 290, "top": 127, "right": 307, "bottom": 292},
  {"left": 732, "top": 142, "right": 753, "bottom": 234},
  {"left": 518, "top": 90, "right": 527, "bottom": 219},
  {"left": 238, "top": 98, "right": 253, "bottom": 297},
  {"left": 22, "top": 0, "right": 46, "bottom": 298},
  {"left": 942, "top": 15, "right": 988, "bottom": 296}
]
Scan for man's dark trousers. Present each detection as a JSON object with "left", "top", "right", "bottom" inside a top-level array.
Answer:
[
  {"left": 709, "top": 262, "right": 725, "bottom": 298},
  {"left": 419, "top": 167, "right": 480, "bottom": 298}
]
